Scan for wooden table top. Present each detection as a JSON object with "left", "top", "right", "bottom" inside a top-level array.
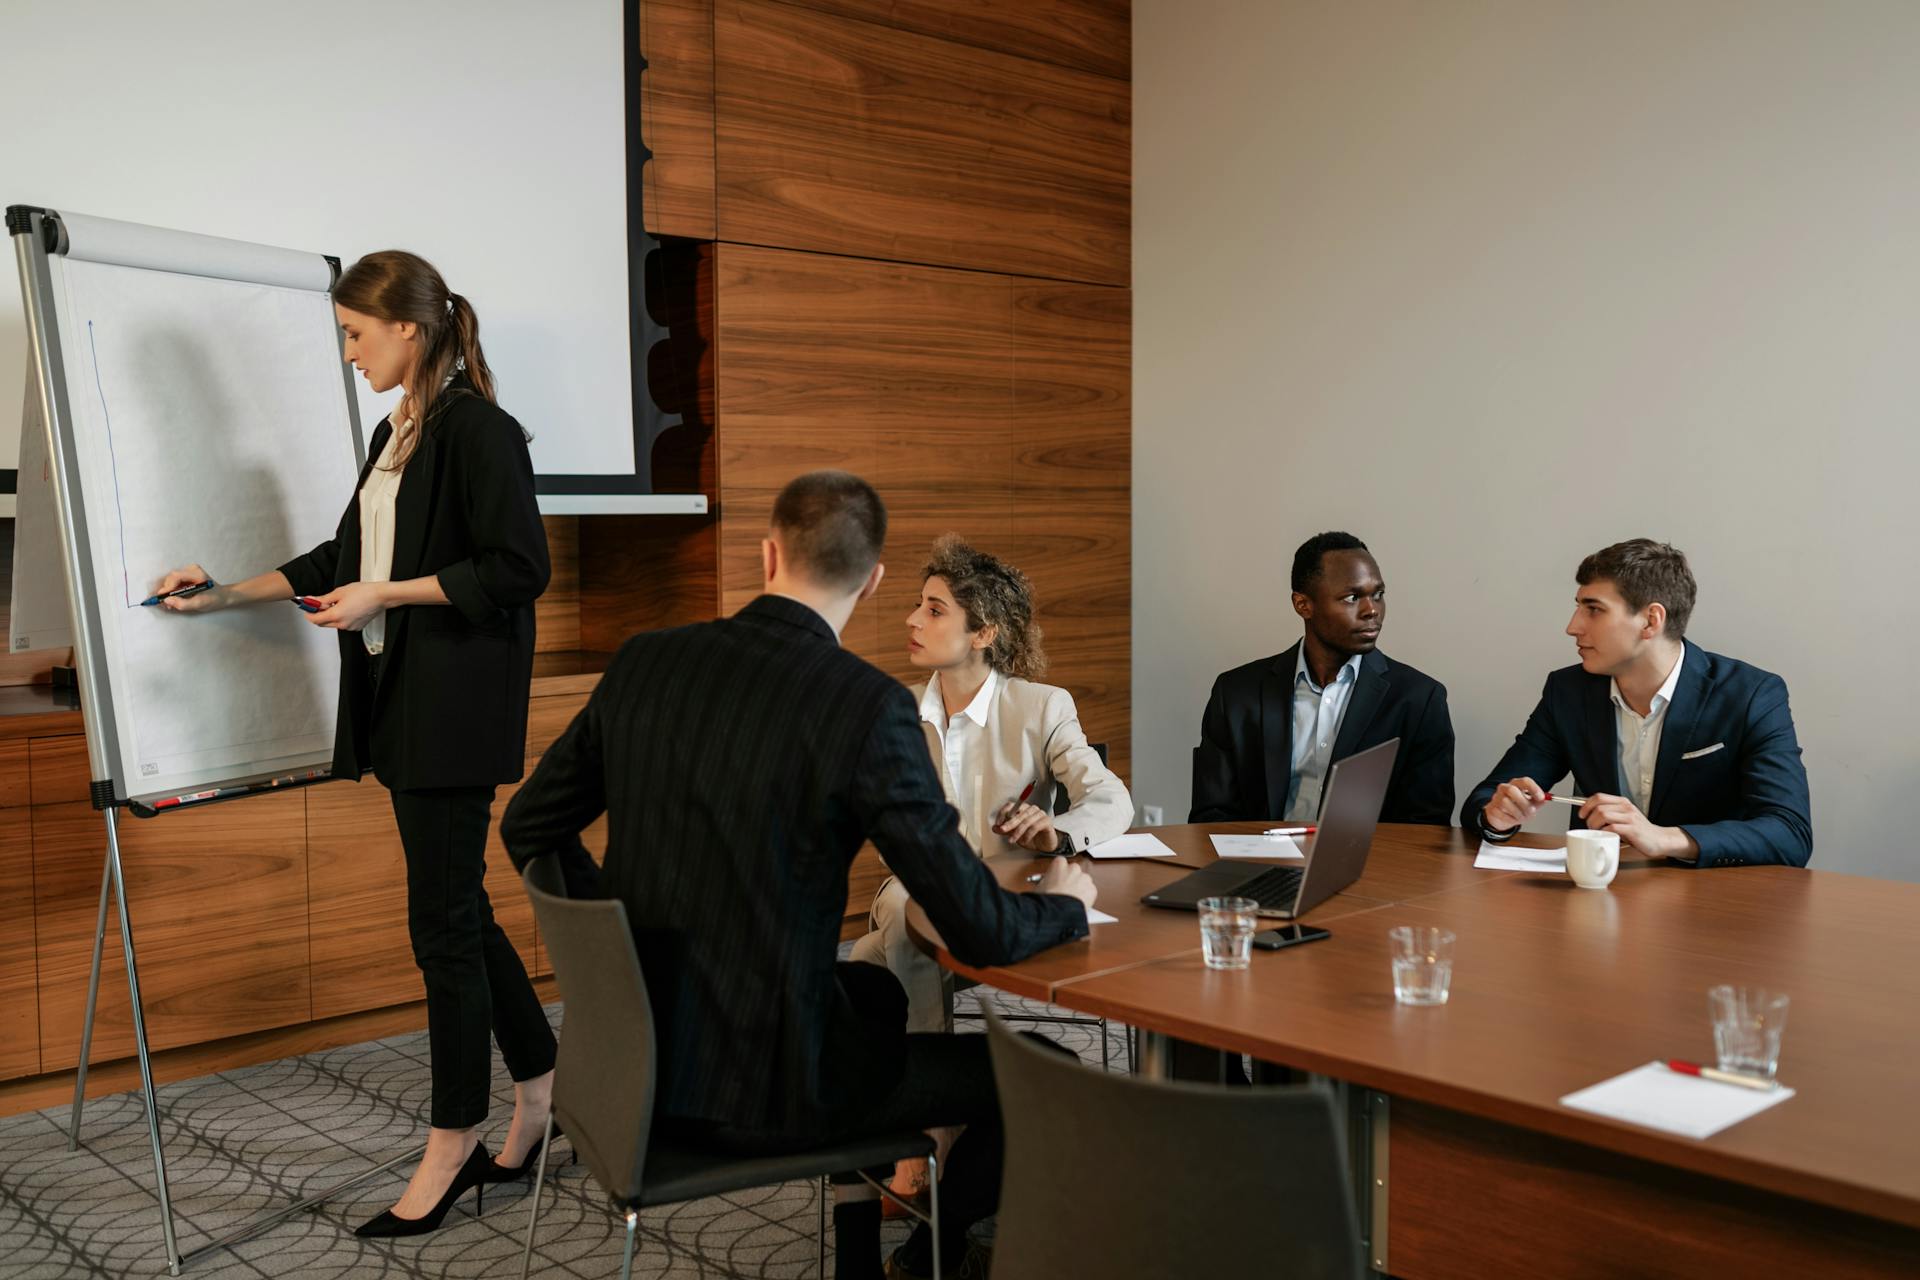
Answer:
[{"left": 952, "top": 826, "right": 1920, "bottom": 1231}]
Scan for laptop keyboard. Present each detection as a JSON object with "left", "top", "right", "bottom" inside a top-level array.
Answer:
[{"left": 1238, "top": 865, "right": 1305, "bottom": 910}]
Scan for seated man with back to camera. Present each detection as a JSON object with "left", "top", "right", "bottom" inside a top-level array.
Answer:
[
  {"left": 502, "top": 471, "right": 1097, "bottom": 1280},
  {"left": 1462, "top": 538, "right": 1812, "bottom": 867},
  {"left": 1190, "top": 531, "right": 1455, "bottom": 825}
]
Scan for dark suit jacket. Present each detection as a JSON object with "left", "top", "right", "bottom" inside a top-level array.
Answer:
[
  {"left": 278, "top": 381, "right": 547, "bottom": 791},
  {"left": 1190, "top": 644, "right": 1455, "bottom": 825},
  {"left": 499, "top": 595, "right": 1089, "bottom": 1139},
  {"left": 1459, "top": 640, "right": 1812, "bottom": 868}
]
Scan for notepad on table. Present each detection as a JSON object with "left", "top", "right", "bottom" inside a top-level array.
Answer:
[
  {"left": 1474, "top": 840, "right": 1566, "bottom": 872},
  {"left": 1085, "top": 907, "right": 1119, "bottom": 925},
  {"left": 1210, "top": 833, "right": 1306, "bottom": 860},
  {"left": 1085, "top": 833, "right": 1179, "bottom": 860},
  {"left": 1561, "top": 1061, "right": 1794, "bottom": 1139}
]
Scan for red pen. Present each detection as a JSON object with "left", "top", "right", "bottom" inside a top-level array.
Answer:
[{"left": 1665, "top": 1059, "right": 1776, "bottom": 1091}]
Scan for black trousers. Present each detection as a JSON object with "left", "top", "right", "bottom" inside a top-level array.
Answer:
[
  {"left": 670, "top": 962, "right": 1018, "bottom": 1256},
  {"left": 389, "top": 784, "right": 557, "bottom": 1129}
]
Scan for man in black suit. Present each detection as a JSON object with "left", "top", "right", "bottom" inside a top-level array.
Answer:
[
  {"left": 501, "top": 471, "right": 1095, "bottom": 1280},
  {"left": 1190, "top": 532, "right": 1455, "bottom": 825}
]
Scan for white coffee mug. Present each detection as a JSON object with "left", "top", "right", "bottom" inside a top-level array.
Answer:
[{"left": 1566, "top": 830, "right": 1620, "bottom": 889}]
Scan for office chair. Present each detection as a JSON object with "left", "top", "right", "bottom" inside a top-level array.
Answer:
[
  {"left": 983, "top": 1009, "right": 1361, "bottom": 1279},
  {"left": 519, "top": 857, "right": 943, "bottom": 1279}
]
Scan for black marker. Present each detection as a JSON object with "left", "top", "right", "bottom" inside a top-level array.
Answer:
[{"left": 141, "top": 582, "right": 211, "bottom": 606}]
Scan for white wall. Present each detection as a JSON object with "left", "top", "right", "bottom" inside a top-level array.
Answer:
[
  {"left": 1134, "top": 0, "right": 1920, "bottom": 880},
  {"left": 1, "top": 0, "right": 634, "bottom": 500}
]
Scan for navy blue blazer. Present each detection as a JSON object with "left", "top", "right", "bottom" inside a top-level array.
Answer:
[
  {"left": 1191, "top": 643, "right": 1455, "bottom": 825},
  {"left": 1460, "top": 641, "right": 1812, "bottom": 868}
]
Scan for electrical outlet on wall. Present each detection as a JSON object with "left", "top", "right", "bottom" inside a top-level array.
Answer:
[{"left": 1142, "top": 805, "right": 1164, "bottom": 827}]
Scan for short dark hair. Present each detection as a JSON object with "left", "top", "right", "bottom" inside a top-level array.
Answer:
[
  {"left": 771, "top": 471, "right": 888, "bottom": 591},
  {"left": 1576, "top": 539, "right": 1697, "bottom": 639},
  {"left": 1291, "top": 531, "right": 1371, "bottom": 594}
]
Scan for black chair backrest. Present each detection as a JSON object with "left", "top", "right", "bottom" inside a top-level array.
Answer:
[
  {"left": 522, "top": 857, "right": 656, "bottom": 1207},
  {"left": 984, "top": 1011, "right": 1361, "bottom": 1279}
]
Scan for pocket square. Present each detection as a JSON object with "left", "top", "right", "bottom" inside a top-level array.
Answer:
[{"left": 1681, "top": 742, "right": 1726, "bottom": 760}]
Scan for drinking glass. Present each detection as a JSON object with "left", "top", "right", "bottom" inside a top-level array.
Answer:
[
  {"left": 1198, "top": 896, "right": 1259, "bottom": 970},
  {"left": 1389, "top": 925, "right": 1455, "bottom": 1005},
  {"left": 1708, "top": 986, "right": 1789, "bottom": 1079}
]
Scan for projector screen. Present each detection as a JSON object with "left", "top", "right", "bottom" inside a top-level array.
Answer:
[{"left": 1, "top": 0, "right": 647, "bottom": 513}]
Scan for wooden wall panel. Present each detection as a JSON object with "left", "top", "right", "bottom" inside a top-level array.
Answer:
[
  {"left": 28, "top": 735, "right": 89, "bottom": 807},
  {"left": 34, "top": 795, "right": 310, "bottom": 1066},
  {"left": 789, "top": 0, "right": 1129, "bottom": 79},
  {"left": 714, "top": 244, "right": 1130, "bottom": 782},
  {"left": 0, "top": 808, "right": 38, "bottom": 1079},
  {"left": 713, "top": 0, "right": 1129, "bottom": 284},
  {"left": 0, "top": 740, "right": 29, "bottom": 809},
  {"left": 536, "top": 515, "right": 581, "bottom": 653},
  {"left": 579, "top": 515, "right": 718, "bottom": 653},
  {"left": 642, "top": 0, "right": 718, "bottom": 240}
]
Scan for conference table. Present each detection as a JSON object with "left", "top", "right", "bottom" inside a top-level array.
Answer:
[{"left": 905, "top": 823, "right": 1920, "bottom": 1278}]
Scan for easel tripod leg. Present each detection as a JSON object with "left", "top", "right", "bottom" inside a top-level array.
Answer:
[{"left": 67, "top": 850, "right": 113, "bottom": 1151}]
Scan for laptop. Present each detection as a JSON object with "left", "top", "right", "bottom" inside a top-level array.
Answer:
[{"left": 1142, "top": 737, "right": 1401, "bottom": 919}]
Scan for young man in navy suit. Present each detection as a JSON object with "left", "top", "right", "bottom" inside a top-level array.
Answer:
[{"left": 1463, "top": 539, "right": 1812, "bottom": 867}]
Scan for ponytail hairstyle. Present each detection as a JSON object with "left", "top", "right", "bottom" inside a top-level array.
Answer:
[{"left": 332, "top": 250, "right": 497, "bottom": 468}]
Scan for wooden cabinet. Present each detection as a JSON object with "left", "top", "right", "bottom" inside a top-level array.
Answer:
[
  {"left": 0, "top": 806, "right": 38, "bottom": 1079},
  {"left": 33, "top": 793, "right": 311, "bottom": 1067}
]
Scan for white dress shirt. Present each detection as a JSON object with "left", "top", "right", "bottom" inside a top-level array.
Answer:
[
  {"left": 1610, "top": 647, "right": 1685, "bottom": 814},
  {"left": 1287, "top": 649, "right": 1363, "bottom": 822},
  {"left": 356, "top": 417, "right": 414, "bottom": 655},
  {"left": 919, "top": 668, "right": 1000, "bottom": 849}
]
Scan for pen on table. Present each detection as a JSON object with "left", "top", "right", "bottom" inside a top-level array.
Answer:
[
  {"left": 140, "top": 581, "right": 210, "bottom": 606},
  {"left": 1263, "top": 825, "right": 1316, "bottom": 837},
  {"left": 1026, "top": 873, "right": 1045, "bottom": 883},
  {"left": 1665, "top": 1059, "right": 1776, "bottom": 1091}
]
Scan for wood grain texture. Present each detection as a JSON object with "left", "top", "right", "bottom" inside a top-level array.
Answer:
[
  {"left": 1390, "top": 1098, "right": 1920, "bottom": 1278},
  {"left": 579, "top": 514, "right": 719, "bottom": 653},
  {"left": 0, "top": 808, "right": 38, "bottom": 1079},
  {"left": 536, "top": 515, "right": 582, "bottom": 653},
  {"left": 712, "top": 247, "right": 1129, "bottom": 776},
  {"left": 787, "top": 0, "right": 1129, "bottom": 79},
  {"left": 33, "top": 795, "right": 310, "bottom": 1065},
  {"left": 1046, "top": 830, "right": 1920, "bottom": 1231},
  {"left": 641, "top": 0, "right": 718, "bottom": 239},
  {"left": 0, "top": 974, "right": 556, "bottom": 1120},
  {"left": 28, "top": 735, "right": 90, "bottom": 807},
  {"left": 0, "top": 740, "right": 28, "bottom": 809},
  {"left": 714, "top": 0, "right": 1129, "bottom": 283}
]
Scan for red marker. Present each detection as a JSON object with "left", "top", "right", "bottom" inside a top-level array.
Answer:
[
  {"left": 1665, "top": 1059, "right": 1776, "bottom": 1091},
  {"left": 292, "top": 596, "right": 325, "bottom": 613}
]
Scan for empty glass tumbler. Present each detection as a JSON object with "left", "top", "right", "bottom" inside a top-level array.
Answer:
[
  {"left": 1198, "top": 896, "right": 1259, "bottom": 970},
  {"left": 1389, "top": 926, "right": 1456, "bottom": 1005},
  {"left": 1708, "top": 986, "right": 1789, "bottom": 1079}
]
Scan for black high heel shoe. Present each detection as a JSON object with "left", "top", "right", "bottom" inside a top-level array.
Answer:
[
  {"left": 481, "top": 1119, "right": 573, "bottom": 1183},
  {"left": 354, "top": 1142, "right": 493, "bottom": 1238}
]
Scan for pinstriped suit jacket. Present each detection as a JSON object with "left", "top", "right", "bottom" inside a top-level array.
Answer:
[{"left": 502, "top": 594, "right": 1088, "bottom": 1138}]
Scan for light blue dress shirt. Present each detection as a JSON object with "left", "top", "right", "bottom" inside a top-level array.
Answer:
[{"left": 1287, "top": 648, "right": 1363, "bottom": 821}]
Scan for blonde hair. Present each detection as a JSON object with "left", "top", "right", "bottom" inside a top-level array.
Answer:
[{"left": 923, "top": 534, "right": 1046, "bottom": 679}]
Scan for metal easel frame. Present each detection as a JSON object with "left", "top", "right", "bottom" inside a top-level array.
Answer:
[{"left": 9, "top": 204, "right": 391, "bottom": 1275}]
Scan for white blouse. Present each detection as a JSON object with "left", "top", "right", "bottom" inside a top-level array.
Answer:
[{"left": 357, "top": 417, "right": 414, "bottom": 654}]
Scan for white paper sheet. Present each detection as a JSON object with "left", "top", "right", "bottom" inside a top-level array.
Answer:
[
  {"left": 1560, "top": 1061, "right": 1795, "bottom": 1140},
  {"left": 1210, "top": 833, "right": 1307, "bottom": 860},
  {"left": 1085, "top": 908, "right": 1119, "bottom": 925},
  {"left": 1474, "top": 840, "right": 1567, "bottom": 872},
  {"left": 1086, "top": 833, "right": 1179, "bottom": 860}
]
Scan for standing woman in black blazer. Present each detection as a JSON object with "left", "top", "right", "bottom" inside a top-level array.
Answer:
[{"left": 152, "top": 252, "right": 556, "bottom": 1237}]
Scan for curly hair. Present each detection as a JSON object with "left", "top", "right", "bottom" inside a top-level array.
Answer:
[{"left": 922, "top": 534, "right": 1047, "bottom": 679}]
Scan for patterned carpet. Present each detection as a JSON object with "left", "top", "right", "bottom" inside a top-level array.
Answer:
[{"left": 0, "top": 989, "right": 1127, "bottom": 1279}]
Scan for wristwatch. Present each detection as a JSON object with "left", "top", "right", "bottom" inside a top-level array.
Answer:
[{"left": 1053, "top": 830, "right": 1075, "bottom": 855}]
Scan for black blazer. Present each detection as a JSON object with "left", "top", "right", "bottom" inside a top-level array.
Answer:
[
  {"left": 1460, "top": 640, "right": 1812, "bottom": 868},
  {"left": 278, "top": 382, "right": 547, "bottom": 791},
  {"left": 500, "top": 595, "right": 1089, "bottom": 1140},
  {"left": 1190, "top": 643, "right": 1455, "bottom": 825}
]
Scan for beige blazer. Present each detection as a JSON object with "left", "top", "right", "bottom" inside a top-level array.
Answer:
[{"left": 917, "top": 675, "right": 1134, "bottom": 858}]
